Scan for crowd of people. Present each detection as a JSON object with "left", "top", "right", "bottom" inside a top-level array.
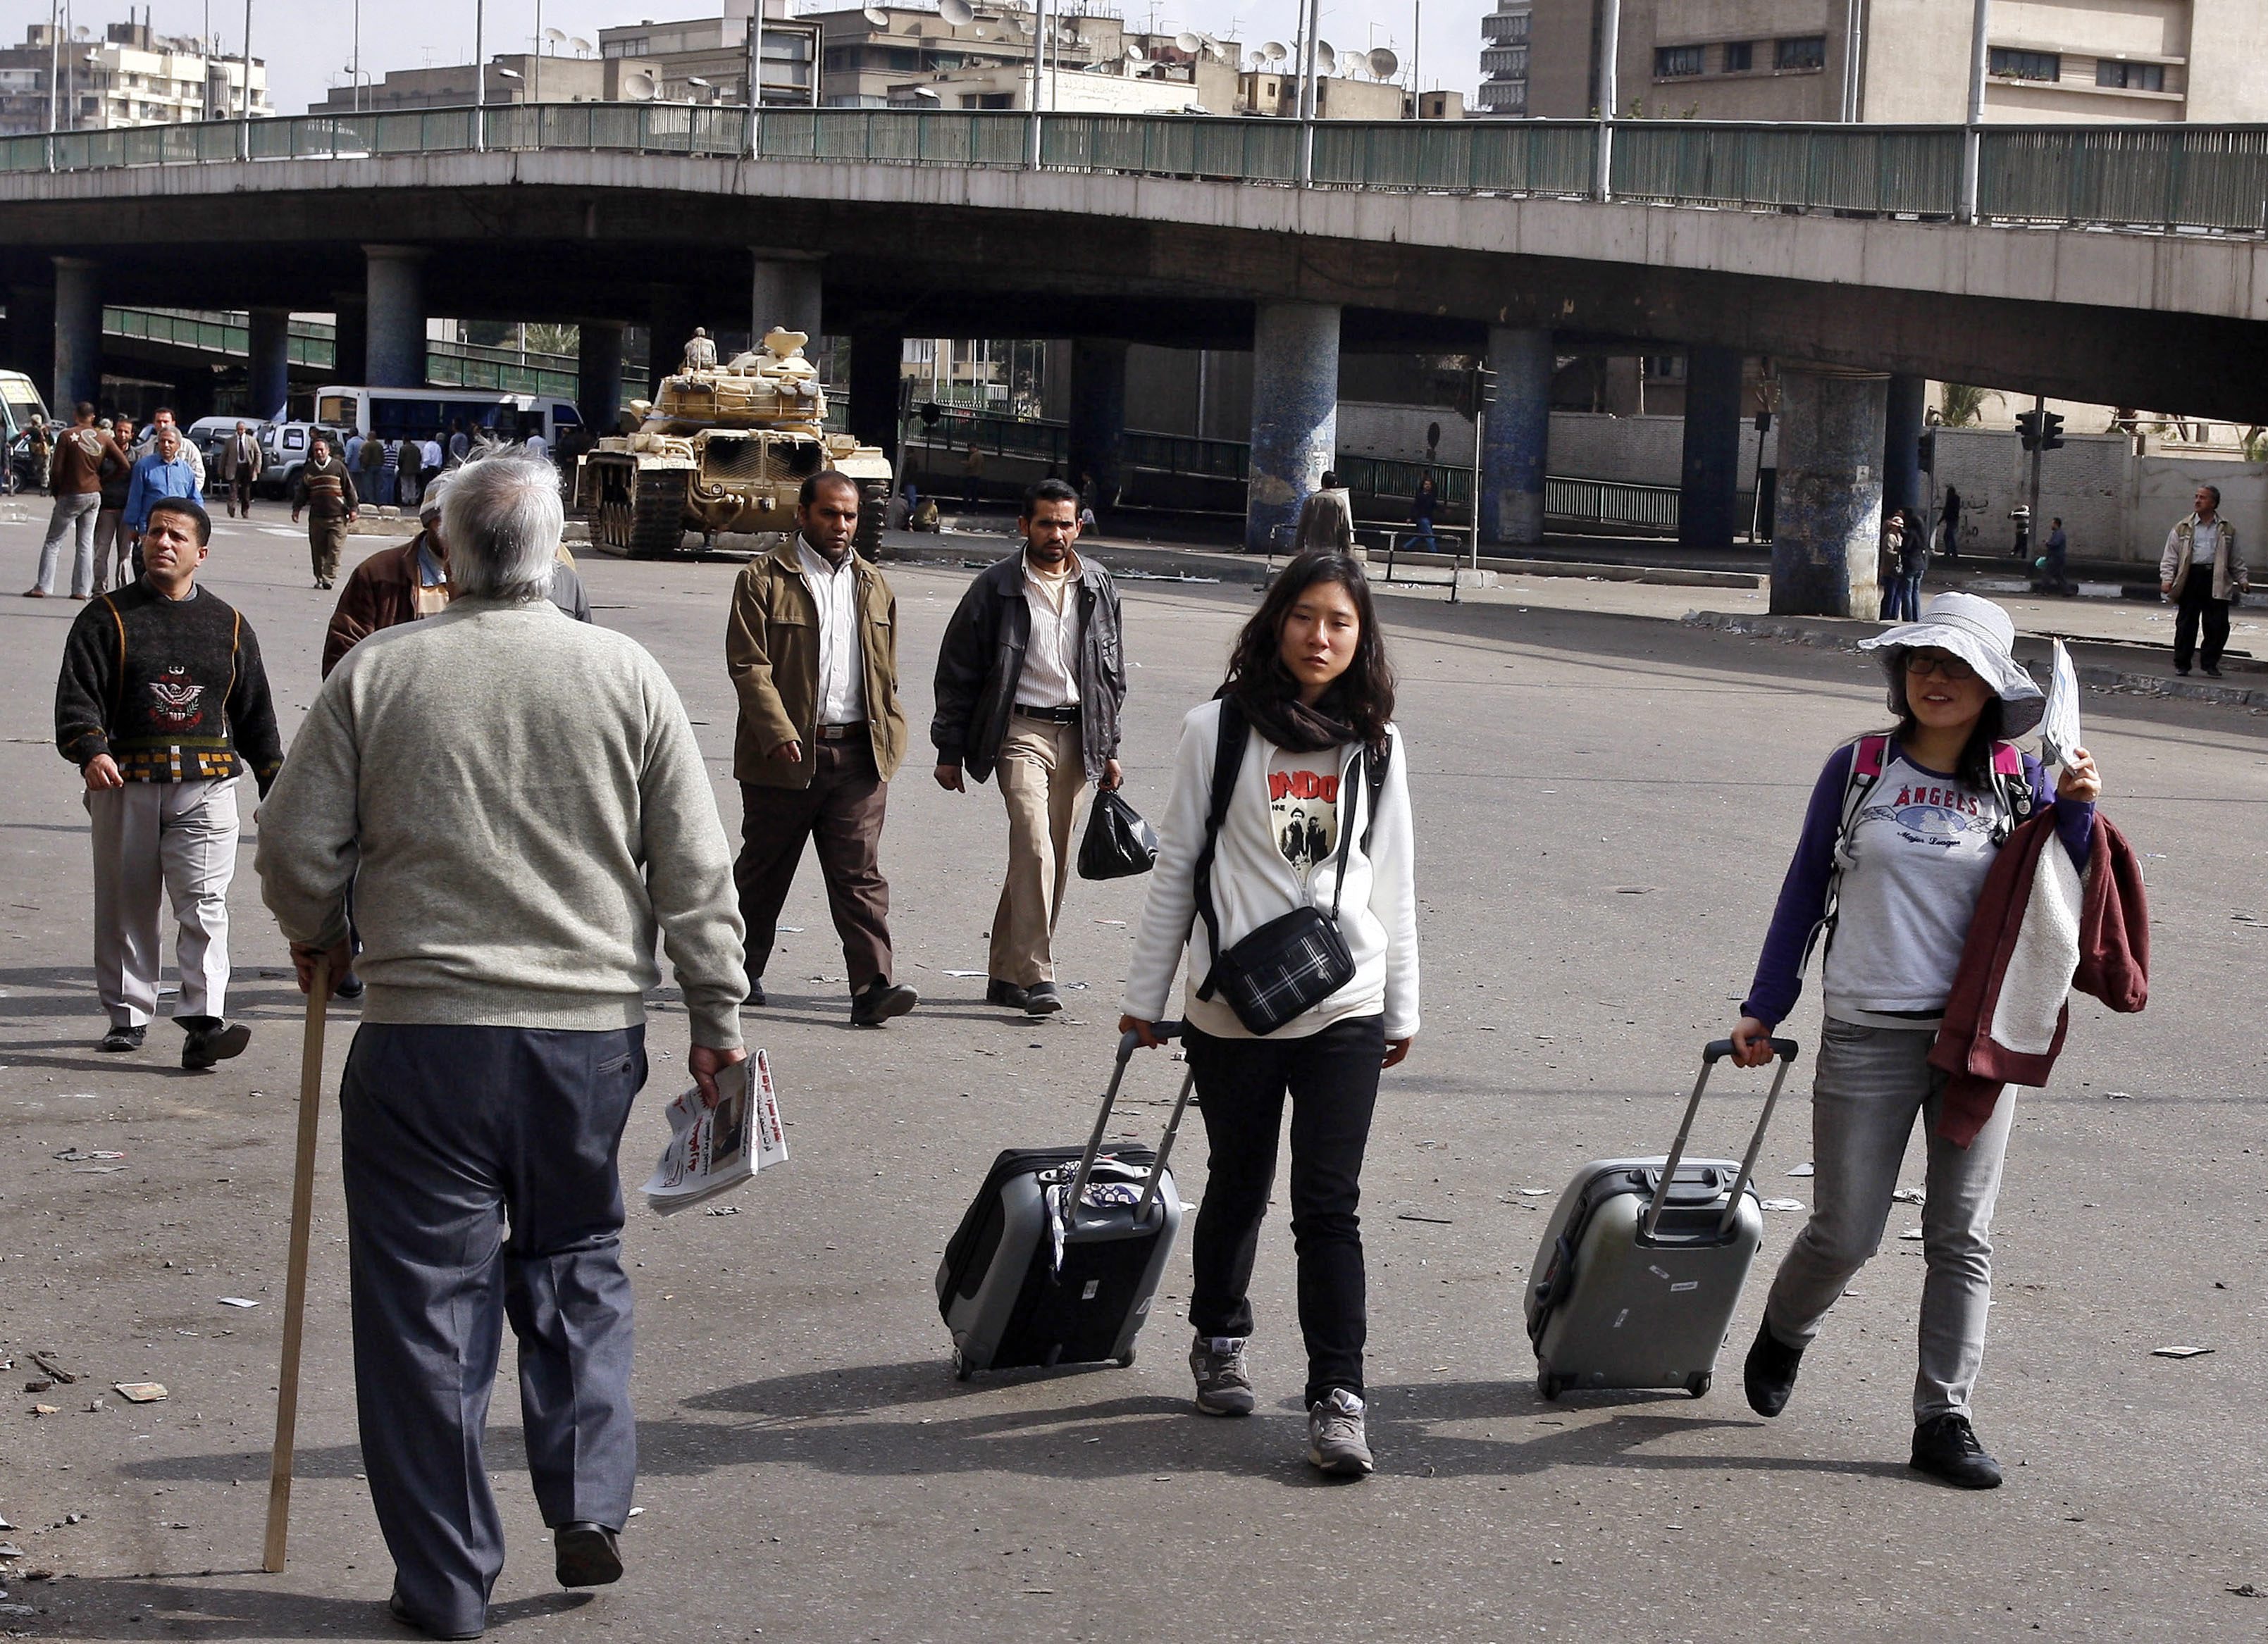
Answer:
[{"left": 39, "top": 433, "right": 2150, "bottom": 1637}]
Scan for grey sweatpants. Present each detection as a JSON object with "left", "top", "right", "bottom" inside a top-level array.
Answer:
[
  {"left": 1761, "top": 1018, "right": 2017, "bottom": 1422},
  {"left": 340, "top": 1023, "right": 647, "bottom": 1636}
]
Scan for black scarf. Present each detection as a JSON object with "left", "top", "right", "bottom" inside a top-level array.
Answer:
[{"left": 1226, "top": 678, "right": 1361, "bottom": 755}]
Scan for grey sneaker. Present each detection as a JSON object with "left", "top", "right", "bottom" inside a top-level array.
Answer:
[
  {"left": 1306, "top": 1387, "right": 1374, "bottom": 1476},
  {"left": 1189, "top": 1335, "right": 1254, "bottom": 1416}
]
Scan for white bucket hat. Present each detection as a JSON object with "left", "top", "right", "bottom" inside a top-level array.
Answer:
[{"left": 1858, "top": 590, "right": 2044, "bottom": 737}]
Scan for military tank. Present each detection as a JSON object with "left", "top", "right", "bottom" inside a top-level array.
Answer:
[{"left": 576, "top": 328, "right": 892, "bottom": 558}]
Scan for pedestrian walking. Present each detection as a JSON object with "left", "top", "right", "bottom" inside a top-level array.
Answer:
[
  {"left": 134, "top": 408, "right": 208, "bottom": 490},
  {"left": 962, "top": 440, "right": 986, "bottom": 509},
  {"left": 932, "top": 478, "right": 1129, "bottom": 1017},
  {"left": 123, "top": 423, "right": 205, "bottom": 568},
  {"left": 54, "top": 496, "right": 281, "bottom": 1066},
  {"left": 2159, "top": 484, "right": 2246, "bottom": 678},
  {"left": 1409, "top": 473, "right": 1439, "bottom": 554},
  {"left": 254, "top": 452, "right": 748, "bottom": 1642},
  {"left": 23, "top": 402, "right": 120, "bottom": 600},
  {"left": 91, "top": 416, "right": 137, "bottom": 593},
  {"left": 221, "top": 421, "right": 263, "bottom": 518},
  {"left": 1118, "top": 551, "right": 1421, "bottom": 1478},
  {"left": 726, "top": 471, "right": 918, "bottom": 1027},
  {"left": 1729, "top": 591, "right": 2101, "bottom": 1490},
  {"left": 396, "top": 432, "right": 425, "bottom": 511},
  {"left": 1293, "top": 471, "right": 1356, "bottom": 556},
  {"left": 291, "top": 435, "right": 360, "bottom": 590},
  {"left": 2038, "top": 516, "right": 2070, "bottom": 595},
  {"left": 447, "top": 421, "right": 471, "bottom": 468},
  {"left": 1938, "top": 485, "right": 1964, "bottom": 561},
  {"left": 381, "top": 436, "right": 404, "bottom": 508}
]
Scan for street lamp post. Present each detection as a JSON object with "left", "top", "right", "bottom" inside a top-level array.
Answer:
[
  {"left": 745, "top": 0, "right": 763, "bottom": 157},
  {"left": 239, "top": 0, "right": 254, "bottom": 160},
  {"left": 474, "top": 0, "right": 486, "bottom": 151},
  {"left": 46, "top": 0, "right": 60, "bottom": 169}
]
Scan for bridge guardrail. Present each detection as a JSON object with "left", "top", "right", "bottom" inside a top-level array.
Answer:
[{"left": 6, "top": 106, "right": 2265, "bottom": 238}]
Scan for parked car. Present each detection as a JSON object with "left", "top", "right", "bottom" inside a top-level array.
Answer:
[{"left": 258, "top": 419, "right": 354, "bottom": 499}]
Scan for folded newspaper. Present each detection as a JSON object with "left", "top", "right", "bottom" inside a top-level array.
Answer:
[
  {"left": 643, "top": 1051, "right": 786, "bottom": 1216},
  {"left": 2038, "top": 637, "right": 2082, "bottom": 773}
]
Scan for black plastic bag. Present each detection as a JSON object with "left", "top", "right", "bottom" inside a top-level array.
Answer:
[{"left": 1077, "top": 788, "right": 1158, "bottom": 880}]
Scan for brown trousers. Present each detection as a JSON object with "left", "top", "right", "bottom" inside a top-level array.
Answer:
[
  {"left": 736, "top": 741, "right": 893, "bottom": 992},
  {"left": 989, "top": 714, "right": 1087, "bottom": 988},
  {"left": 309, "top": 516, "right": 347, "bottom": 582}
]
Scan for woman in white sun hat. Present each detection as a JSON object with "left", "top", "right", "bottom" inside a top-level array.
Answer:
[{"left": 1725, "top": 592, "right": 2101, "bottom": 1490}]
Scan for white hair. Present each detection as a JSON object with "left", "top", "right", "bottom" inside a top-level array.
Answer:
[
  {"left": 418, "top": 468, "right": 453, "bottom": 525},
  {"left": 440, "top": 451, "right": 562, "bottom": 601}
]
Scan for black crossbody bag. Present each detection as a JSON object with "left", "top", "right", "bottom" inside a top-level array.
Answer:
[{"left": 1191, "top": 699, "right": 1389, "bottom": 1037}]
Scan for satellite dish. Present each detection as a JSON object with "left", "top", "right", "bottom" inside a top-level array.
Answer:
[
  {"left": 862, "top": 4, "right": 888, "bottom": 24},
  {"left": 1174, "top": 30, "right": 1201, "bottom": 51},
  {"left": 1124, "top": 42, "right": 1145, "bottom": 62},
  {"left": 940, "top": 0, "right": 974, "bottom": 25},
  {"left": 624, "top": 68, "right": 657, "bottom": 99},
  {"left": 544, "top": 27, "right": 566, "bottom": 44},
  {"left": 1313, "top": 39, "right": 1337, "bottom": 73},
  {"left": 1201, "top": 35, "right": 1226, "bottom": 60},
  {"left": 1368, "top": 46, "right": 1398, "bottom": 79},
  {"left": 72, "top": 25, "right": 90, "bottom": 39},
  {"left": 1262, "top": 39, "right": 1287, "bottom": 62},
  {"left": 569, "top": 35, "right": 592, "bottom": 55}
]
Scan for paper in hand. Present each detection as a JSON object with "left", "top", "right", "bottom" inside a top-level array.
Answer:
[
  {"left": 2038, "top": 638, "right": 2082, "bottom": 773},
  {"left": 643, "top": 1051, "right": 788, "bottom": 1216}
]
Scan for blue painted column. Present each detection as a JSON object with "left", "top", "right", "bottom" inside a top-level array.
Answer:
[
  {"left": 52, "top": 257, "right": 101, "bottom": 413},
  {"left": 577, "top": 321, "right": 625, "bottom": 434},
  {"left": 1881, "top": 373, "right": 1926, "bottom": 525},
  {"left": 750, "top": 255, "right": 823, "bottom": 342},
  {"left": 363, "top": 245, "right": 427, "bottom": 389},
  {"left": 1067, "top": 337, "right": 1128, "bottom": 506},
  {"left": 247, "top": 307, "right": 290, "bottom": 420},
  {"left": 1244, "top": 301, "right": 1341, "bottom": 555},
  {"left": 1678, "top": 345, "right": 1743, "bottom": 552},
  {"left": 1771, "top": 367, "right": 1888, "bottom": 618},
  {"left": 1480, "top": 325, "right": 1550, "bottom": 547}
]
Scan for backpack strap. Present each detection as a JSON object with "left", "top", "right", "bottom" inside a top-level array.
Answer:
[
  {"left": 1360, "top": 734, "right": 1391, "bottom": 856},
  {"left": 1801, "top": 735, "right": 1886, "bottom": 972},
  {"left": 1987, "top": 740, "right": 2032, "bottom": 845},
  {"left": 1189, "top": 699, "right": 1252, "bottom": 1002}
]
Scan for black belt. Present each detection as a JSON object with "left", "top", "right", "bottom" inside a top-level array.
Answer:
[
  {"left": 815, "top": 721, "right": 867, "bottom": 742},
  {"left": 1013, "top": 703, "right": 1081, "bottom": 723}
]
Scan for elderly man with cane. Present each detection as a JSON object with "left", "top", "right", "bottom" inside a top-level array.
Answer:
[{"left": 256, "top": 452, "right": 748, "bottom": 1640}]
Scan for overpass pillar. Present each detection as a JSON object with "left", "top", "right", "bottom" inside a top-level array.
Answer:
[
  {"left": 9, "top": 281, "right": 57, "bottom": 409},
  {"left": 1480, "top": 325, "right": 1551, "bottom": 548},
  {"left": 577, "top": 321, "right": 625, "bottom": 434},
  {"left": 1882, "top": 373, "right": 1926, "bottom": 525},
  {"left": 1067, "top": 338, "right": 1128, "bottom": 509},
  {"left": 247, "top": 307, "right": 290, "bottom": 420},
  {"left": 848, "top": 325, "right": 903, "bottom": 476},
  {"left": 1771, "top": 367, "right": 1888, "bottom": 618},
  {"left": 649, "top": 285, "right": 706, "bottom": 382},
  {"left": 331, "top": 295, "right": 367, "bottom": 385},
  {"left": 1677, "top": 346, "right": 1744, "bottom": 552},
  {"left": 363, "top": 245, "right": 428, "bottom": 389},
  {"left": 52, "top": 257, "right": 101, "bottom": 414},
  {"left": 1244, "top": 301, "right": 1341, "bottom": 556},
  {"left": 750, "top": 255, "right": 823, "bottom": 342}
]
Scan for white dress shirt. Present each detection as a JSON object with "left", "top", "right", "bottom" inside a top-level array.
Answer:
[
  {"left": 798, "top": 537, "right": 867, "bottom": 726},
  {"left": 1013, "top": 552, "right": 1083, "bottom": 709}
]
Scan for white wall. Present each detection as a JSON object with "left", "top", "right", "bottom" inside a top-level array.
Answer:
[{"left": 1931, "top": 428, "right": 2263, "bottom": 563}]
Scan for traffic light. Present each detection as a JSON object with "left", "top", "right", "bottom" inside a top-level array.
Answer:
[
  {"left": 1916, "top": 430, "right": 1936, "bottom": 474},
  {"left": 2015, "top": 410, "right": 2043, "bottom": 452},
  {"left": 2039, "top": 411, "right": 2065, "bottom": 451},
  {"left": 919, "top": 401, "right": 942, "bottom": 429}
]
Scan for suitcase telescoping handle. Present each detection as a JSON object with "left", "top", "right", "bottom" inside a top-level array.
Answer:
[
  {"left": 1063, "top": 1021, "right": 1198, "bottom": 1232},
  {"left": 1641, "top": 1036, "right": 1802, "bottom": 1241}
]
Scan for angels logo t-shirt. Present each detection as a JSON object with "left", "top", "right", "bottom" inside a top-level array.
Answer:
[
  {"left": 1268, "top": 749, "right": 1341, "bottom": 884},
  {"left": 1821, "top": 745, "right": 2009, "bottom": 1023}
]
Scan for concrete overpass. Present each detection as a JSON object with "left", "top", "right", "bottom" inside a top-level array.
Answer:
[{"left": 2, "top": 107, "right": 2263, "bottom": 611}]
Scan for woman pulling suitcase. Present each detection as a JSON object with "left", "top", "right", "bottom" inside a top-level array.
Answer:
[
  {"left": 1120, "top": 552, "right": 1420, "bottom": 1478},
  {"left": 1729, "top": 592, "right": 2100, "bottom": 1488}
]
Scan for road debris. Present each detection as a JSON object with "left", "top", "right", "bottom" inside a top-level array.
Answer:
[
  {"left": 218, "top": 1297, "right": 261, "bottom": 1308},
  {"left": 27, "top": 1352, "right": 80, "bottom": 1385},
  {"left": 1759, "top": 1197, "right": 1807, "bottom": 1212},
  {"left": 1396, "top": 1213, "right": 1454, "bottom": 1225},
  {"left": 29, "top": 1405, "right": 58, "bottom": 1416},
  {"left": 53, "top": 1148, "right": 123, "bottom": 1163},
  {"left": 113, "top": 1382, "right": 168, "bottom": 1403},
  {"left": 2153, "top": 1345, "right": 2213, "bottom": 1359},
  {"left": 1787, "top": 1162, "right": 1814, "bottom": 1178}
]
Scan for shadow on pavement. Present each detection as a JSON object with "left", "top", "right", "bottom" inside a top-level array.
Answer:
[{"left": 31, "top": 1576, "right": 590, "bottom": 1640}]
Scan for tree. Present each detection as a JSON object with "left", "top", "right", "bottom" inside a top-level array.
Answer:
[{"left": 1938, "top": 383, "right": 1996, "bottom": 428}]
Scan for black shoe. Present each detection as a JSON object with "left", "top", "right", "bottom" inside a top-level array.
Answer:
[
  {"left": 181, "top": 1020, "right": 252, "bottom": 1069},
  {"left": 2176, "top": 666, "right": 2192, "bottom": 676},
  {"left": 1742, "top": 1319, "right": 1804, "bottom": 1418},
  {"left": 1022, "top": 981, "right": 1062, "bottom": 1016},
  {"left": 849, "top": 978, "right": 918, "bottom": 1027},
  {"left": 388, "top": 1588, "right": 484, "bottom": 1640},
  {"left": 2202, "top": 663, "right": 2223, "bottom": 678},
  {"left": 745, "top": 978, "right": 767, "bottom": 1008},
  {"left": 984, "top": 978, "right": 1029, "bottom": 1009},
  {"left": 334, "top": 969, "right": 365, "bottom": 1001},
  {"left": 1909, "top": 1412, "right": 2004, "bottom": 1490},
  {"left": 554, "top": 1520, "right": 624, "bottom": 1588},
  {"left": 97, "top": 1023, "right": 146, "bottom": 1053}
]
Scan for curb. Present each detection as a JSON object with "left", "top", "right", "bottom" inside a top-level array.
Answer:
[{"left": 1681, "top": 611, "right": 2268, "bottom": 711}]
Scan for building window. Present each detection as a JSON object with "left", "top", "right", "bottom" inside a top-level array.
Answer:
[
  {"left": 1775, "top": 36, "right": 1825, "bottom": 70},
  {"left": 1654, "top": 44, "right": 1704, "bottom": 78},
  {"left": 1989, "top": 47, "right": 2060, "bottom": 81},
  {"left": 2095, "top": 59, "right": 2164, "bottom": 91},
  {"left": 1721, "top": 41, "right": 1753, "bottom": 73}
]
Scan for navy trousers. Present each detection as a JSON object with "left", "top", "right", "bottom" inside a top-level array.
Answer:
[{"left": 340, "top": 1023, "right": 647, "bottom": 1634}]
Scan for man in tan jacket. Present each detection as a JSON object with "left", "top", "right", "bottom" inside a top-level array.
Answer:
[{"left": 726, "top": 471, "right": 917, "bottom": 1026}]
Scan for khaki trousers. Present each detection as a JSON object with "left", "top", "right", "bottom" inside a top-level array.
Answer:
[
  {"left": 989, "top": 714, "right": 1087, "bottom": 988},
  {"left": 85, "top": 778, "right": 240, "bottom": 1028},
  {"left": 309, "top": 516, "right": 348, "bottom": 582}
]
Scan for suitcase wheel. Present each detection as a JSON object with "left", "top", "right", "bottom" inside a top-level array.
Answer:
[
  {"left": 952, "top": 1347, "right": 974, "bottom": 1383},
  {"left": 1536, "top": 1366, "right": 1564, "bottom": 1402},
  {"left": 1684, "top": 1372, "right": 1711, "bottom": 1400},
  {"left": 1115, "top": 1349, "right": 1136, "bottom": 1369}
]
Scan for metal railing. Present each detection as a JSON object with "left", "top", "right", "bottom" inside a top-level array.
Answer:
[
  {"left": 99, "top": 306, "right": 599, "bottom": 396},
  {"left": 6, "top": 105, "right": 2267, "bottom": 237},
  {"left": 1547, "top": 475, "right": 1681, "bottom": 534}
]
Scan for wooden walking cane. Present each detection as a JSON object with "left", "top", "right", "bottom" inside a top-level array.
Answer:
[{"left": 263, "top": 954, "right": 331, "bottom": 1574}]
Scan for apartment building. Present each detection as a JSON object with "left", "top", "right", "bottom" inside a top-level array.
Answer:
[
  {"left": 0, "top": 19, "right": 270, "bottom": 135},
  {"left": 813, "top": 4, "right": 1242, "bottom": 113},
  {"left": 1477, "top": 0, "right": 1532, "bottom": 115},
  {"left": 1523, "top": 0, "right": 2268, "bottom": 123}
]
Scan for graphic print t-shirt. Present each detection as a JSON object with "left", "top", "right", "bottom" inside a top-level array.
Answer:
[
  {"left": 1820, "top": 745, "right": 2009, "bottom": 1023},
  {"left": 1268, "top": 749, "right": 1340, "bottom": 885}
]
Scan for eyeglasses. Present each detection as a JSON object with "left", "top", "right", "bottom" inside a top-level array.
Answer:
[{"left": 1904, "top": 650, "right": 1977, "bottom": 683}]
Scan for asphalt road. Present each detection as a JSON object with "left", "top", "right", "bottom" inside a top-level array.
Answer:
[{"left": 0, "top": 507, "right": 2263, "bottom": 1643}]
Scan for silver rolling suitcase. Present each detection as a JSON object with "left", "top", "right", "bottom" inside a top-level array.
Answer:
[
  {"left": 1523, "top": 1036, "right": 1799, "bottom": 1400},
  {"left": 936, "top": 1023, "right": 1195, "bottom": 1380}
]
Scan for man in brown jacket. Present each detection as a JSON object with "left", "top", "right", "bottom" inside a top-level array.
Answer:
[
  {"left": 726, "top": 471, "right": 917, "bottom": 1026},
  {"left": 25, "top": 402, "right": 123, "bottom": 600}
]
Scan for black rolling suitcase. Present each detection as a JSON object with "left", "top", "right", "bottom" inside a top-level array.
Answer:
[{"left": 936, "top": 1023, "right": 1194, "bottom": 1379}]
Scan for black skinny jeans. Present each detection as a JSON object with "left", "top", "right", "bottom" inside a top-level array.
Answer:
[
  {"left": 1185, "top": 1014, "right": 1385, "bottom": 1406},
  {"left": 2174, "top": 565, "right": 2231, "bottom": 672}
]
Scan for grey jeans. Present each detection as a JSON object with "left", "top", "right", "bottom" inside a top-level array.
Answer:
[
  {"left": 35, "top": 490, "right": 100, "bottom": 596},
  {"left": 1761, "top": 1017, "right": 2017, "bottom": 1422}
]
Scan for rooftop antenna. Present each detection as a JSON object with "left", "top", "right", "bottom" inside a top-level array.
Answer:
[
  {"left": 940, "top": 0, "right": 974, "bottom": 25},
  {"left": 569, "top": 35, "right": 590, "bottom": 56},
  {"left": 1366, "top": 44, "right": 1396, "bottom": 79},
  {"left": 1313, "top": 39, "right": 1336, "bottom": 73},
  {"left": 862, "top": 4, "right": 888, "bottom": 23},
  {"left": 1261, "top": 38, "right": 1286, "bottom": 61}
]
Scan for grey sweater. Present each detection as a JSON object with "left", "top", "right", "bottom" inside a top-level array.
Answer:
[{"left": 256, "top": 597, "right": 747, "bottom": 1049}]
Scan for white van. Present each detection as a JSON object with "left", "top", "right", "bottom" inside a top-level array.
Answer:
[
  {"left": 1, "top": 370, "right": 51, "bottom": 493},
  {"left": 311, "top": 385, "right": 584, "bottom": 450}
]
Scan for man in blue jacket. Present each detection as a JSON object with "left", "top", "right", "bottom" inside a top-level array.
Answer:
[{"left": 123, "top": 423, "right": 205, "bottom": 556}]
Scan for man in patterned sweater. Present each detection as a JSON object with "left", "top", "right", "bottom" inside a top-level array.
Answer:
[{"left": 54, "top": 497, "right": 283, "bottom": 1067}]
